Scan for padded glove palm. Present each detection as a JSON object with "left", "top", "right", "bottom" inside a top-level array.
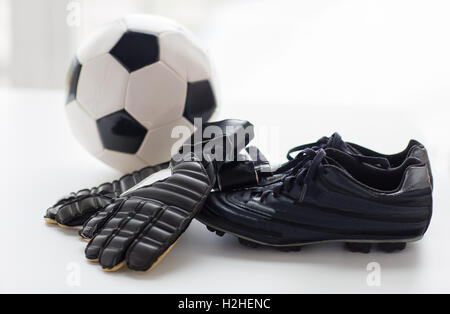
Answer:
[{"left": 81, "top": 160, "right": 213, "bottom": 271}]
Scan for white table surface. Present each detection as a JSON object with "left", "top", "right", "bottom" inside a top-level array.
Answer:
[{"left": 1, "top": 88, "right": 449, "bottom": 294}]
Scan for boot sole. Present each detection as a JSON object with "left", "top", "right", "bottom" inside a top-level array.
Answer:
[{"left": 204, "top": 224, "right": 421, "bottom": 253}]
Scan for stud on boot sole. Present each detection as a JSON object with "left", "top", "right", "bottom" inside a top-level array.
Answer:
[
  {"left": 206, "top": 226, "right": 225, "bottom": 237},
  {"left": 345, "top": 242, "right": 372, "bottom": 253},
  {"left": 377, "top": 242, "right": 407, "bottom": 253},
  {"left": 215, "top": 230, "right": 225, "bottom": 237}
]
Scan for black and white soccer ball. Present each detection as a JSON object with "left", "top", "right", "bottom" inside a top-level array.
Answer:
[{"left": 66, "top": 15, "right": 217, "bottom": 173}]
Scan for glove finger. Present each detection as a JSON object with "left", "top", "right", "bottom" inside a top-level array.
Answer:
[
  {"left": 98, "top": 200, "right": 163, "bottom": 271},
  {"left": 84, "top": 200, "right": 126, "bottom": 261},
  {"left": 85, "top": 198, "right": 142, "bottom": 263},
  {"left": 55, "top": 195, "right": 112, "bottom": 227},
  {"left": 44, "top": 205, "right": 60, "bottom": 222},
  {"left": 44, "top": 190, "right": 89, "bottom": 222},
  {"left": 79, "top": 199, "right": 121, "bottom": 240},
  {"left": 126, "top": 206, "right": 190, "bottom": 271}
]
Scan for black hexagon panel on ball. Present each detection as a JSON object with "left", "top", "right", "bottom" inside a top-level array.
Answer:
[
  {"left": 96, "top": 110, "right": 148, "bottom": 154},
  {"left": 110, "top": 31, "right": 160, "bottom": 72}
]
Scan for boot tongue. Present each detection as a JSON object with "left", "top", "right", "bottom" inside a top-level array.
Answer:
[
  {"left": 327, "top": 133, "right": 355, "bottom": 154},
  {"left": 327, "top": 133, "right": 390, "bottom": 168}
]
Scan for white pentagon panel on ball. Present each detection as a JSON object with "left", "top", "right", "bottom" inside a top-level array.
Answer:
[
  {"left": 125, "top": 61, "right": 187, "bottom": 129},
  {"left": 65, "top": 101, "right": 103, "bottom": 156},
  {"left": 76, "top": 19, "right": 127, "bottom": 65},
  {"left": 137, "top": 117, "right": 195, "bottom": 166},
  {"left": 160, "top": 32, "right": 211, "bottom": 82},
  {"left": 76, "top": 54, "right": 129, "bottom": 119},
  {"left": 122, "top": 14, "right": 184, "bottom": 35},
  {"left": 96, "top": 149, "right": 148, "bottom": 173}
]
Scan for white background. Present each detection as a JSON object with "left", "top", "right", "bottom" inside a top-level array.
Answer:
[{"left": 1, "top": 0, "right": 450, "bottom": 293}]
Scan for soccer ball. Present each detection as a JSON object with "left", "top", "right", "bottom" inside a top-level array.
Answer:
[{"left": 65, "top": 15, "right": 217, "bottom": 173}]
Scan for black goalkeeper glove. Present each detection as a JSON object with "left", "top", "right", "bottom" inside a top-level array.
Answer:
[{"left": 79, "top": 119, "right": 254, "bottom": 272}]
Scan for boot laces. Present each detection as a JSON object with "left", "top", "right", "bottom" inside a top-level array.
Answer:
[
  {"left": 247, "top": 148, "right": 327, "bottom": 203},
  {"left": 287, "top": 133, "right": 390, "bottom": 168}
]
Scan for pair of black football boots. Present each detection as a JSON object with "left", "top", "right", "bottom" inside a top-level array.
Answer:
[{"left": 45, "top": 119, "right": 433, "bottom": 272}]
